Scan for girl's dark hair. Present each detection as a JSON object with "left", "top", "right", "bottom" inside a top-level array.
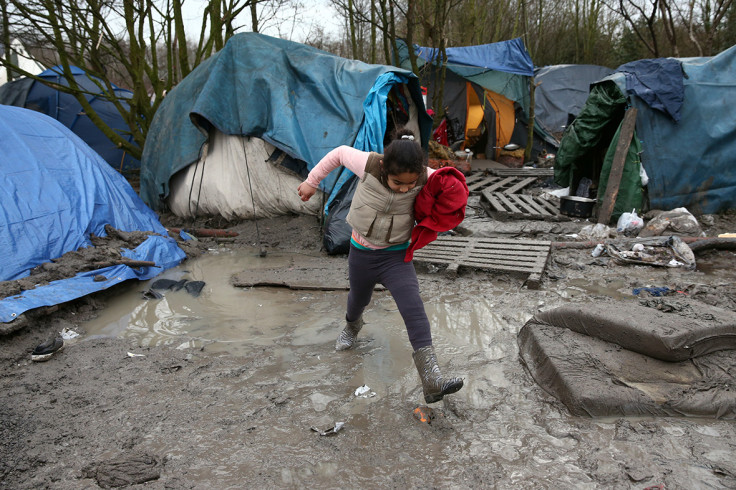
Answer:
[{"left": 383, "top": 127, "right": 425, "bottom": 175}]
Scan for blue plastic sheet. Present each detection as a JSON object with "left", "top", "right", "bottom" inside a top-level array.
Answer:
[
  {"left": 0, "top": 236, "right": 185, "bottom": 322},
  {"left": 414, "top": 37, "right": 534, "bottom": 76},
  {"left": 0, "top": 105, "right": 185, "bottom": 322}
]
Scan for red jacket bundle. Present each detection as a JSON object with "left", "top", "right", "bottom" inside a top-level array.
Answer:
[{"left": 404, "top": 166, "right": 469, "bottom": 262}]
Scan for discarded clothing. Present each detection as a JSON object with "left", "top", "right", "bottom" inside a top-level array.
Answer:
[
  {"left": 405, "top": 166, "right": 469, "bottom": 262},
  {"left": 145, "top": 279, "right": 206, "bottom": 298}
]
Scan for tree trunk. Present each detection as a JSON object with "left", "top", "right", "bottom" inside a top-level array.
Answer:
[{"left": 251, "top": 0, "right": 259, "bottom": 32}]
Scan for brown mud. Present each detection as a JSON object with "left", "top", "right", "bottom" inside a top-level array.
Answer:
[{"left": 2, "top": 211, "right": 736, "bottom": 488}]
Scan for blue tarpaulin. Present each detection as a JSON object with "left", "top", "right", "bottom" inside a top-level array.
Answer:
[
  {"left": 140, "top": 32, "right": 431, "bottom": 211},
  {"left": 556, "top": 44, "right": 736, "bottom": 216},
  {"left": 616, "top": 58, "right": 685, "bottom": 122},
  {"left": 0, "top": 105, "right": 185, "bottom": 322},
  {"left": 0, "top": 65, "right": 140, "bottom": 171},
  {"left": 414, "top": 38, "right": 534, "bottom": 76}
]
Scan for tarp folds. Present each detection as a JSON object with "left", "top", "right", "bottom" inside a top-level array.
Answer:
[
  {"left": 555, "top": 44, "right": 736, "bottom": 216},
  {"left": 518, "top": 300, "right": 736, "bottom": 418},
  {"left": 414, "top": 37, "right": 534, "bottom": 76},
  {"left": 168, "top": 134, "right": 323, "bottom": 219},
  {"left": 141, "top": 33, "right": 430, "bottom": 212},
  {"left": 0, "top": 65, "right": 139, "bottom": 171},
  {"left": 533, "top": 64, "right": 613, "bottom": 135},
  {"left": 0, "top": 105, "right": 184, "bottom": 321}
]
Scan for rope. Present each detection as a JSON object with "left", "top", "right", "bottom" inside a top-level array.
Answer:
[{"left": 240, "top": 133, "right": 265, "bottom": 256}]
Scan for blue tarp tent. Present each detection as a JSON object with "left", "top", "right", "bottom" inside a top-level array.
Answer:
[
  {"left": 555, "top": 44, "right": 736, "bottom": 218},
  {"left": 141, "top": 32, "right": 430, "bottom": 212},
  {"left": 0, "top": 105, "right": 184, "bottom": 323},
  {"left": 0, "top": 65, "right": 140, "bottom": 172}
]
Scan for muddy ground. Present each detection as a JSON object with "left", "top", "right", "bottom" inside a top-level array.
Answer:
[{"left": 2, "top": 204, "right": 736, "bottom": 489}]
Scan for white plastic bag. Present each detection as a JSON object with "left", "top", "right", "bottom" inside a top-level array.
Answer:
[{"left": 617, "top": 209, "right": 644, "bottom": 236}]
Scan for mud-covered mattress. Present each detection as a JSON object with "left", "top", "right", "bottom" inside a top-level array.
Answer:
[{"left": 518, "top": 299, "right": 736, "bottom": 418}]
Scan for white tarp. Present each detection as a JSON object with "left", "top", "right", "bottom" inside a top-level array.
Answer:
[{"left": 168, "top": 133, "right": 323, "bottom": 219}]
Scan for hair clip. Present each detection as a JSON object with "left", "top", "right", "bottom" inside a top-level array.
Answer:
[{"left": 401, "top": 135, "right": 415, "bottom": 141}]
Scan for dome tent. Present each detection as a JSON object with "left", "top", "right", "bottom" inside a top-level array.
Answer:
[
  {"left": 0, "top": 105, "right": 184, "bottom": 324},
  {"left": 0, "top": 65, "right": 140, "bottom": 172}
]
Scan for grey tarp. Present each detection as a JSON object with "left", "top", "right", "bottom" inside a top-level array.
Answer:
[{"left": 518, "top": 300, "right": 736, "bottom": 418}]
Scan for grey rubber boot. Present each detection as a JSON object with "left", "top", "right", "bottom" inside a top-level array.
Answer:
[
  {"left": 335, "top": 316, "right": 364, "bottom": 351},
  {"left": 412, "top": 345, "right": 464, "bottom": 403}
]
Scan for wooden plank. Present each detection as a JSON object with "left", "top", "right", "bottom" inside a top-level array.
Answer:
[
  {"left": 504, "top": 177, "right": 538, "bottom": 195},
  {"left": 494, "top": 192, "right": 523, "bottom": 213},
  {"left": 598, "top": 107, "right": 638, "bottom": 225},
  {"left": 481, "top": 190, "right": 563, "bottom": 221},
  {"left": 466, "top": 174, "right": 537, "bottom": 195},
  {"left": 508, "top": 194, "right": 541, "bottom": 215},
  {"left": 490, "top": 167, "right": 554, "bottom": 177},
  {"left": 516, "top": 194, "right": 553, "bottom": 216},
  {"left": 412, "top": 236, "right": 551, "bottom": 287}
]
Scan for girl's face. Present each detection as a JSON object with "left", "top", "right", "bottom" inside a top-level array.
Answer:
[{"left": 386, "top": 171, "right": 420, "bottom": 193}]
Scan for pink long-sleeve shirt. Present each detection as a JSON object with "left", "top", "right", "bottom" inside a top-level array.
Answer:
[{"left": 305, "top": 146, "right": 434, "bottom": 249}]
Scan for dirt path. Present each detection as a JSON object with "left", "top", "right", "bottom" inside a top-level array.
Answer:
[{"left": 2, "top": 213, "right": 736, "bottom": 488}]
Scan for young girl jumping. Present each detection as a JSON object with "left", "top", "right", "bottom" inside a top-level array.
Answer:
[{"left": 297, "top": 128, "right": 464, "bottom": 404}]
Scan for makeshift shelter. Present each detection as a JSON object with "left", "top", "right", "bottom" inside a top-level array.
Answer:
[
  {"left": 0, "top": 65, "right": 139, "bottom": 172},
  {"left": 0, "top": 38, "right": 45, "bottom": 85},
  {"left": 0, "top": 105, "right": 184, "bottom": 325},
  {"left": 555, "top": 45, "right": 736, "bottom": 221},
  {"left": 141, "top": 33, "right": 431, "bottom": 253},
  {"left": 533, "top": 64, "right": 613, "bottom": 137},
  {"left": 395, "top": 38, "right": 557, "bottom": 160}
]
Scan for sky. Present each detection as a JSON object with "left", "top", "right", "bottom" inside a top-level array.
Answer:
[{"left": 180, "top": 0, "right": 341, "bottom": 43}]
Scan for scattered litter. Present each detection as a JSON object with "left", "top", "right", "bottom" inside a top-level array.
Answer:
[
  {"left": 60, "top": 327, "right": 80, "bottom": 340},
  {"left": 606, "top": 236, "right": 695, "bottom": 269},
  {"left": 413, "top": 406, "right": 435, "bottom": 424},
  {"left": 179, "top": 230, "right": 198, "bottom": 241},
  {"left": 141, "top": 289, "right": 163, "bottom": 300},
  {"left": 354, "top": 385, "right": 376, "bottom": 398},
  {"left": 616, "top": 209, "right": 644, "bottom": 236},
  {"left": 591, "top": 243, "right": 605, "bottom": 257},
  {"left": 31, "top": 336, "right": 64, "bottom": 362},
  {"left": 632, "top": 287, "right": 672, "bottom": 297},
  {"left": 639, "top": 207, "right": 704, "bottom": 238},
  {"left": 144, "top": 279, "right": 206, "bottom": 298},
  {"left": 310, "top": 422, "right": 345, "bottom": 436},
  {"left": 127, "top": 352, "right": 145, "bottom": 358},
  {"left": 578, "top": 223, "right": 611, "bottom": 240}
]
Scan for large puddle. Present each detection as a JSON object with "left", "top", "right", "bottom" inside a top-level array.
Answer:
[
  {"left": 80, "top": 248, "right": 534, "bottom": 393},
  {"left": 82, "top": 249, "right": 634, "bottom": 347}
]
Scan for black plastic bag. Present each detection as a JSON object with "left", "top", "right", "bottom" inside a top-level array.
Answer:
[{"left": 322, "top": 175, "right": 358, "bottom": 255}]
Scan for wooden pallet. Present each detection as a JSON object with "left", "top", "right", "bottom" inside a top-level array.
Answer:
[
  {"left": 412, "top": 236, "right": 551, "bottom": 288},
  {"left": 465, "top": 173, "right": 539, "bottom": 195},
  {"left": 489, "top": 167, "right": 554, "bottom": 177},
  {"left": 480, "top": 189, "right": 563, "bottom": 221}
]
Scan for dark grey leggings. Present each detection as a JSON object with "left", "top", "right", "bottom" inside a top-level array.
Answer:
[{"left": 346, "top": 244, "right": 432, "bottom": 350}]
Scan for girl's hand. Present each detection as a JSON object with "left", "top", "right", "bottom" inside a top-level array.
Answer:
[{"left": 297, "top": 182, "right": 316, "bottom": 202}]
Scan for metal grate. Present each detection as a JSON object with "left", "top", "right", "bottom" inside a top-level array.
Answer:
[{"left": 412, "top": 236, "right": 551, "bottom": 288}]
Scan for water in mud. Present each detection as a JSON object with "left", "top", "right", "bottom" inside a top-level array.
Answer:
[{"left": 48, "top": 247, "right": 736, "bottom": 488}]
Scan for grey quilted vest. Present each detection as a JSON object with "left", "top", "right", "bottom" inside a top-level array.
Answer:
[{"left": 346, "top": 152, "right": 427, "bottom": 247}]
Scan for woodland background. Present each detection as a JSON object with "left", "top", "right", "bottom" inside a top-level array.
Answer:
[{"left": 1, "top": 0, "right": 734, "bottom": 160}]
